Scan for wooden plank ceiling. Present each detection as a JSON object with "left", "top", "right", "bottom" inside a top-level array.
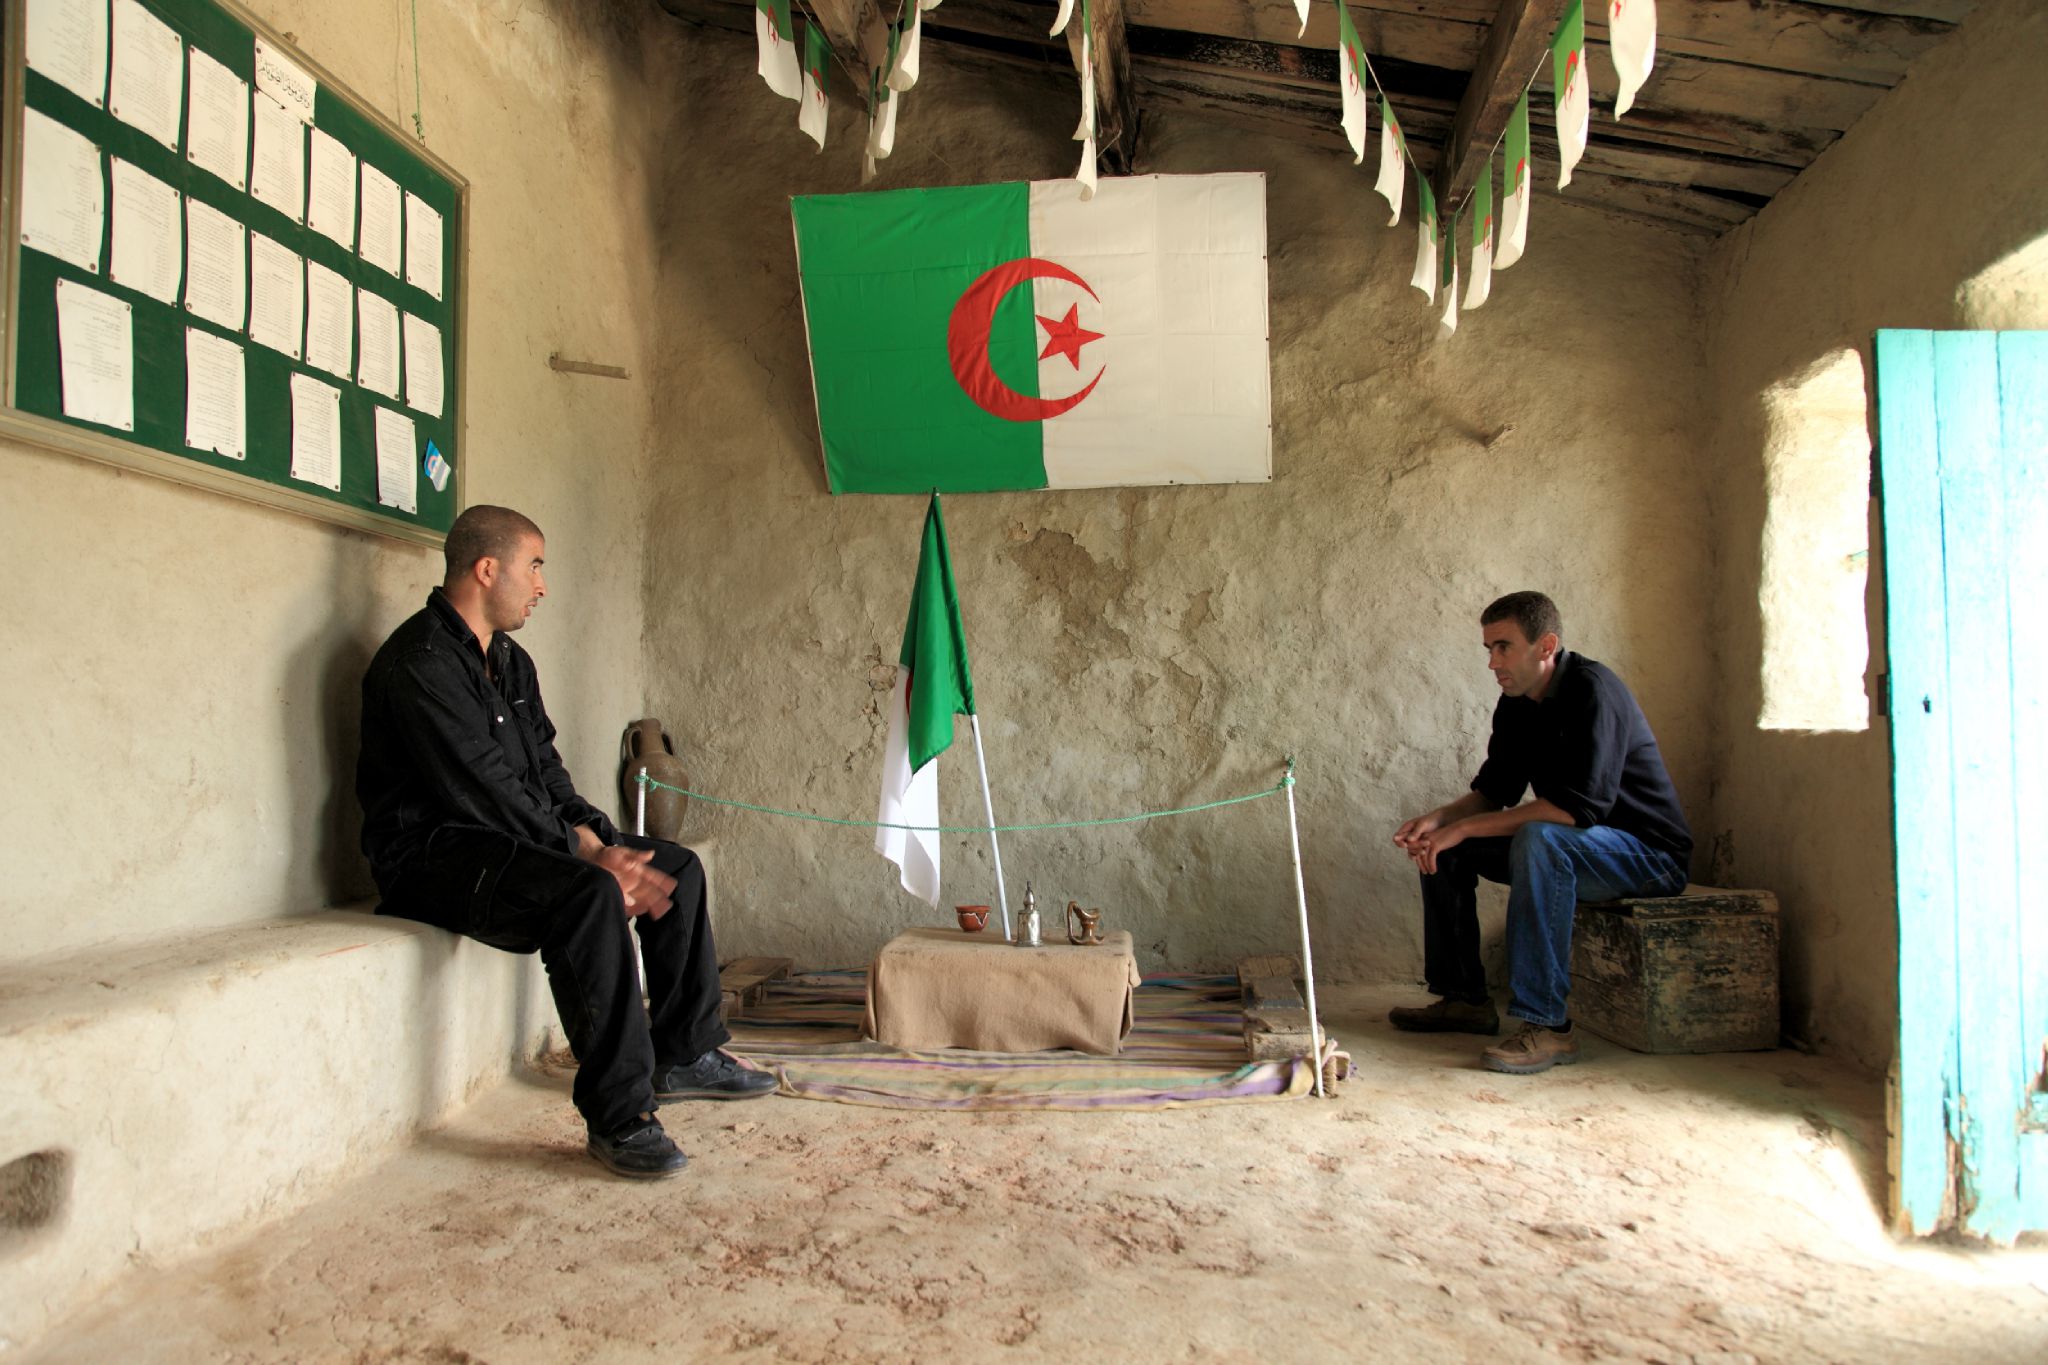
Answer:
[{"left": 653, "top": 0, "right": 1973, "bottom": 236}]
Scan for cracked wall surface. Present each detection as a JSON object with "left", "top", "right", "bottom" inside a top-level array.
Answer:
[{"left": 638, "top": 25, "right": 1716, "bottom": 981}]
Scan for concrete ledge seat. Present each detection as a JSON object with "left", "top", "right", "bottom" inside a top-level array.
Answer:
[{"left": 0, "top": 904, "right": 553, "bottom": 1351}]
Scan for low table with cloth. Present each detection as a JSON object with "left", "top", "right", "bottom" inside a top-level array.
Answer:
[{"left": 863, "top": 927, "right": 1142, "bottom": 1055}]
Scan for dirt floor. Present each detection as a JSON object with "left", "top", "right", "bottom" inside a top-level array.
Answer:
[{"left": 21, "top": 984, "right": 2048, "bottom": 1363}]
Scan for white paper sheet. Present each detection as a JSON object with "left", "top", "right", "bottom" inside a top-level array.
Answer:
[
  {"left": 304, "top": 259, "right": 353, "bottom": 380},
  {"left": 250, "top": 93, "right": 305, "bottom": 222},
  {"left": 108, "top": 157, "right": 180, "bottom": 303},
  {"left": 373, "top": 406, "right": 417, "bottom": 512},
  {"left": 288, "top": 371, "right": 341, "bottom": 490},
  {"left": 56, "top": 278, "right": 133, "bottom": 431},
  {"left": 356, "top": 289, "right": 400, "bottom": 399},
  {"left": 307, "top": 127, "right": 356, "bottom": 250},
  {"left": 28, "top": 0, "right": 110, "bottom": 107},
  {"left": 20, "top": 110, "right": 104, "bottom": 272},
  {"left": 253, "top": 36, "right": 315, "bottom": 124},
  {"left": 401, "top": 312, "right": 442, "bottom": 418},
  {"left": 185, "top": 45, "right": 248, "bottom": 191},
  {"left": 248, "top": 231, "right": 303, "bottom": 359},
  {"left": 183, "top": 196, "right": 245, "bottom": 330},
  {"left": 109, "top": 0, "right": 182, "bottom": 153},
  {"left": 183, "top": 326, "right": 244, "bottom": 459},
  {"left": 403, "top": 192, "right": 443, "bottom": 301},
  {"left": 359, "top": 163, "right": 402, "bottom": 277}
]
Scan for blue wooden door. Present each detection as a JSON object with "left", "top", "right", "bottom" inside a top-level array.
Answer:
[{"left": 1877, "top": 329, "right": 2047, "bottom": 1242}]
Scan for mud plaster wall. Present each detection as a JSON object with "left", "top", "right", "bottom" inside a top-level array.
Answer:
[
  {"left": 0, "top": 0, "right": 665, "bottom": 962},
  {"left": 639, "top": 25, "right": 1714, "bottom": 981},
  {"left": 1701, "top": 0, "right": 2048, "bottom": 1070}
]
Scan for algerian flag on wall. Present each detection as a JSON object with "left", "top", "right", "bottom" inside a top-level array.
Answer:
[
  {"left": 876, "top": 493, "right": 975, "bottom": 906},
  {"left": 791, "top": 174, "right": 1272, "bottom": 493}
]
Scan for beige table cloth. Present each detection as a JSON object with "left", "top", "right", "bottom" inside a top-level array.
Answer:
[{"left": 864, "top": 927, "right": 1141, "bottom": 1055}]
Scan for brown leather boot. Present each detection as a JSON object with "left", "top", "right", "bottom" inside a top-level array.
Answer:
[
  {"left": 1387, "top": 996, "right": 1500, "bottom": 1035},
  {"left": 1481, "top": 1022, "right": 1581, "bottom": 1074}
]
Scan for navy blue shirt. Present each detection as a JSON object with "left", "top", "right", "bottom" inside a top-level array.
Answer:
[
  {"left": 1470, "top": 650, "right": 1692, "bottom": 862},
  {"left": 356, "top": 588, "right": 618, "bottom": 891}
]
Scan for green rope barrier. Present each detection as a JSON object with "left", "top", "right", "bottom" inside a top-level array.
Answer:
[{"left": 633, "top": 772, "right": 1288, "bottom": 835}]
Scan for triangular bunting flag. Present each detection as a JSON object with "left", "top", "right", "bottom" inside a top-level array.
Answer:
[
  {"left": 1409, "top": 171, "right": 1437, "bottom": 301},
  {"left": 1496, "top": 92, "right": 1530, "bottom": 270},
  {"left": 1074, "top": 0, "right": 1097, "bottom": 198},
  {"left": 1050, "top": 0, "right": 1074, "bottom": 35},
  {"left": 888, "top": 2, "right": 923, "bottom": 92},
  {"left": 1437, "top": 227, "right": 1459, "bottom": 338},
  {"left": 1292, "top": 0, "right": 1310, "bottom": 39},
  {"left": 755, "top": 0, "right": 802, "bottom": 101},
  {"left": 1373, "top": 98, "right": 1404, "bottom": 226},
  {"left": 1610, "top": 0, "right": 1658, "bottom": 118},
  {"left": 1336, "top": 1, "right": 1369, "bottom": 165},
  {"left": 1553, "top": 0, "right": 1589, "bottom": 189},
  {"left": 799, "top": 21, "right": 829, "bottom": 150},
  {"left": 1466, "top": 155, "right": 1494, "bottom": 310}
]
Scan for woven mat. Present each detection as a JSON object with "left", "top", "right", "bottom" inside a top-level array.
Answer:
[{"left": 722, "top": 971, "right": 1346, "bottom": 1111}]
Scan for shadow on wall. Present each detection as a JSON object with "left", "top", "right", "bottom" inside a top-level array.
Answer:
[{"left": 284, "top": 531, "right": 387, "bottom": 909}]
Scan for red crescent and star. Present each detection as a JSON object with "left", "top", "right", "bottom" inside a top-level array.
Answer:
[{"left": 946, "top": 257, "right": 1105, "bottom": 423}]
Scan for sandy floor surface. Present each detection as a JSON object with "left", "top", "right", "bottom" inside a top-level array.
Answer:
[{"left": 21, "top": 984, "right": 2048, "bottom": 1363}]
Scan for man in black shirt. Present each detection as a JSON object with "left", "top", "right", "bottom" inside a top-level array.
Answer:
[
  {"left": 357, "top": 505, "right": 773, "bottom": 1179},
  {"left": 1390, "top": 591, "right": 1691, "bottom": 1074}
]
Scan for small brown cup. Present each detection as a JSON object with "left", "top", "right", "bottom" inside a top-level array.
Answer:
[{"left": 955, "top": 905, "right": 991, "bottom": 933}]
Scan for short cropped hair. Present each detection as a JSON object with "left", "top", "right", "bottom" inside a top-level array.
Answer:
[
  {"left": 444, "top": 505, "right": 542, "bottom": 580},
  {"left": 1481, "top": 591, "right": 1562, "bottom": 645}
]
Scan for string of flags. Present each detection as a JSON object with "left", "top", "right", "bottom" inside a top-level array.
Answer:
[
  {"left": 748, "top": 0, "right": 1659, "bottom": 327},
  {"left": 1332, "top": 0, "right": 1658, "bottom": 336}
]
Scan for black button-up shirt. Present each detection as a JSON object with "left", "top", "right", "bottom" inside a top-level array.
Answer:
[
  {"left": 356, "top": 588, "right": 617, "bottom": 891},
  {"left": 1470, "top": 650, "right": 1692, "bottom": 861}
]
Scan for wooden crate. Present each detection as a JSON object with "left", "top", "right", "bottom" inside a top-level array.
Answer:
[{"left": 1569, "top": 888, "right": 1780, "bottom": 1054}]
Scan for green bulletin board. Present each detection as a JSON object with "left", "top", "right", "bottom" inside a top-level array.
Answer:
[{"left": 2, "top": 0, "right": 466, "bottom": 545}]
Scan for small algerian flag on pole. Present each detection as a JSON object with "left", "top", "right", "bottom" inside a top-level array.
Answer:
[
  {"left": 876, "top": 493, "right": 976, "bottom": 907},
  {"left": 799, "top": 21, "right": 829, "bottom": 150},
  {"left": 1466, "top": 154, "right": 1494, "bottom": 310},
  {"left": 755, "top": 0, "right": 802, "bottom": 102},
  {"left": 1409, "top": 170, "right": 1438, "bottom": 301},
  {"left": 1373, "top": 97, "right": 1404, "bottom": 225},
  {"left": 1609, "top": 0, "right": 1658, "bottom": 118},
  {"left": 1336, "top": 0, "right": 1369, "bottom": 165},
  {"left": 1496, "top": 91, "right": 1531, "bottom": 270},
  {"left": 1553, "top": 0, "right": 1589, "bottom": 189},
  {"left": 791, "top": 174, "right": 1271, "bottom": 493}
]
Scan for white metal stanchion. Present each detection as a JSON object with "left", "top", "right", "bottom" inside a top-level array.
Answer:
[
  {"left": 635, "top": 767, "right": 648, "bottom": 837},
  {"left": 1282, "top": 758, "right": 1327, "bottom": 1098},
  {"left": 969, "top": 715, "right": 1014, "bottom": 942}
]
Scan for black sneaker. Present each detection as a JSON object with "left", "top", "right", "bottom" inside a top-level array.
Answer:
[
  {"left": 1388, "top": 996, "right": 1501, "bottom": 1035},
  {"left": 653, "top": 1050, "right": 778, "bottom": 1101},
  {"left": 587, "top": 1114, "right": 689, "bottom": 1179}
]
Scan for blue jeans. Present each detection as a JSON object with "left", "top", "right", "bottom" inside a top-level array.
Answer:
[{"left": 1419, "top": 823, "right": 1687, "bottom": 1028}]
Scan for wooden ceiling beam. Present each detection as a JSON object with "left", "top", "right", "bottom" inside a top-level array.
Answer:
[{"left": 1432, "top": 0, "right": 1567, "bottom": 221}]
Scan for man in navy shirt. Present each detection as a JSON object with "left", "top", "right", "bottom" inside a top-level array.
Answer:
[
  {"left": 1391, "top": 591, "right": 1691, "bottom": 1074},
  {"left": 358, "top": 505, "right": 774, "bottom": 1179}
]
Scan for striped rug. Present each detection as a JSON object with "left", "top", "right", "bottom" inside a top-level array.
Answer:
[{"left": 721, "top": 971, "right": 1343, "bottom": 1111}]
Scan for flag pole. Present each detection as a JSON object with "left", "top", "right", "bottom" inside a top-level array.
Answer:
[
  {"left": 969, "top": 714, "right": 1014, "bottom": 942},
  {"left": 1282, "top": 756, "right": 1327, "bottom": 1098}
]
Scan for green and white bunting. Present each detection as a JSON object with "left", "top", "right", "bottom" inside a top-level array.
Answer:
[
  {"left": 1437, "top": 213, "right": 1459, "bottom": 337},
  {"left": 754, "top": 0, "right": 801, "bottom": 101},
  {"left": 1610, "top": 0, "right": 1658, "bottom": 119},
  {"left": 1497, "top": 91, "right": 1531, "bottom": 270},
  {"left": 1553, "top": 0, "right": 1589, "bottom": 189},
  {"left": 1409, "top": 169, "right": 1438, "bottom": 300},
  {"left": 1374, "top": 97, "right": 1404, "bottom": 225},
  {"left": 1336, "top": 1, "right": 1369, "bottom": 164},
  {"left": 1467, "top": 153, "right": 1494, "bottom": 310},
  {"left": 799, "top": 21, "right": 829, "bottom": 149},
  {"left": 791, "top": 174, "right": 1272, "bottom": 493}
]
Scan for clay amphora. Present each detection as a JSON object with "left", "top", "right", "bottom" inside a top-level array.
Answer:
[{"left": 620, "top": 718, "right": 689, "bottom": 841}]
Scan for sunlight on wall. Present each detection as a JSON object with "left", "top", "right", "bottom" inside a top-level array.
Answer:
[
  {"left": 1759, "top": 348, "right": 1871, "bottom": 733},
  {"left": 1956, "top": 232, "right": 2048, "bottom": 330}
]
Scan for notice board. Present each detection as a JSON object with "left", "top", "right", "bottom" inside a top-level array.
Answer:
[{"left": 1, "top": 0, "right": 466, "bottom": 546}]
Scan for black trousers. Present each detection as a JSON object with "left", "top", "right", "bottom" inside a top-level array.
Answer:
[
  {"left": 378, "top": 829, "right": 729, "bottom": 1133},
  {"left": 1418, "top": 836, "right": 1515, "bottom": 1004}
]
